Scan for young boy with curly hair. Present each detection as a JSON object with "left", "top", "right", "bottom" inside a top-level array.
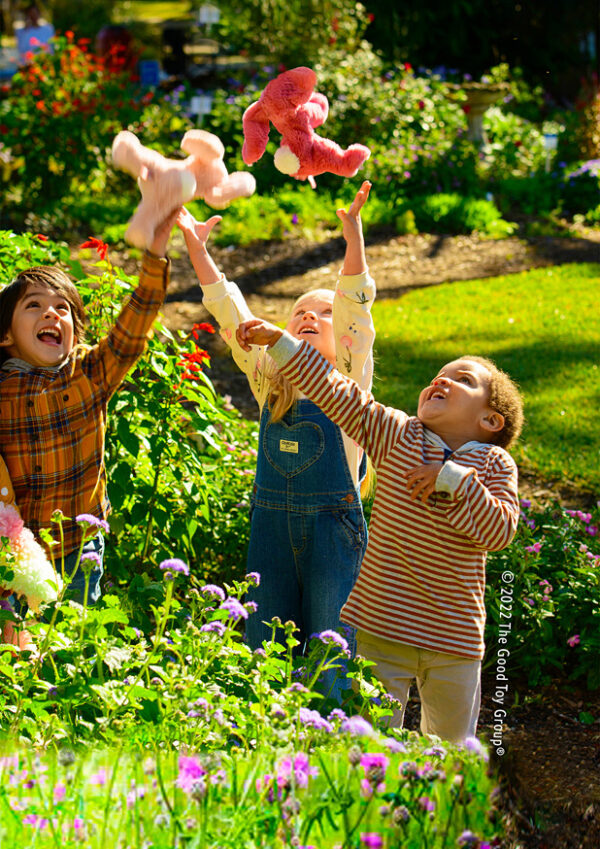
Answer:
[
  {"left": 0, "top": 212, "right": 178, "bottom": 606},
  {"left": 236, "top": 317, "right": 524, "bottom": 743}
]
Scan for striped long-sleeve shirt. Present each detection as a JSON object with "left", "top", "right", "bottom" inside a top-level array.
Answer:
[
  {"left": 0, "top": 252, "right": 169, "bottom": 558},
  {"left": 270, "top": 334, "right": 520, "bottom": 660}
]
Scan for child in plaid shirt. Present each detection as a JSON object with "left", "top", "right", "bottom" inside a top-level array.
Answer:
[{"left": 0, "top": 212, "right": 178, "bottom": 605}]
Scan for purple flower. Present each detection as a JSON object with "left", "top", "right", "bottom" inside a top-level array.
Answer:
[
  {"left": 567, "top": 634, "right": 580, "bottom": 647},
  {"left": 418, "top": 795, "right": 435, "bottom": 812},
  {"left": 200, "top": 621, "right": 226, "bottom": 636},
  {"left": 360, "top": 753, "right": 389, "bottom": 789},
  {"left": 81, "top": 551, "right": 102, "bottom": 566},
  {"left": 220, "top": 597, "right": 248, "bottom": 620},
  {"left": 75, "top": 514, "right": 109, "bottom": 533},
  {"left": 458, "top": 830, "right": 480, "bottom": 847},
  {"left": 298, "top": 707, "right": 333, "bottom": 733},
  {"left": 328, "top": 708, "right": 347, "bottom": 722},
  {"left": 159, "top": 558, "right": 189, "bottom": 576},
  {"left": 341, "top": 715, "right": 374, "bottom": 737},
  {"left": 244, "top": 601, "right": 258, "bottom": 614},
  {"left": 520, "top": 498, "right": 531, "bottom": 509},
  {"left": 315, "top": 629, "right": 349, "bottom": 652},
  {"left": 245, "top": 571, "right": 260, "bottom": 586},
  {"left": 201, "top": 584, "right": 226, "bottom": 601},
  {"left": 176, "top": 755, "right": 206, "bottom": 793},
  {"left": 463, "top": 737, "right": 488, "bottom": 760},
  {"left": 525, "top": 542, "right": 542, "bottom": 554},
  {"left": 360, "top": 833, "right": 383, "bottom": 848},
  {"left": 291, "top": 213, "right": 299, "bottom": 224}
]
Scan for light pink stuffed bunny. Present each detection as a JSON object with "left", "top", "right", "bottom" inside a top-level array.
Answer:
[
  {"left": 112, "top": 130, "right": 256, "bottom": 249},
  {"left": 242, "top": 67, "right": 370, "bottom": 187}
]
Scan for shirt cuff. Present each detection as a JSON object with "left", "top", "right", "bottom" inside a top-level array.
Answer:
[
  {"left": 141, "top": 251, "right": 170, "bottom": 290},
  {"left": 337, "top": 268, "right": 374, "bottom": 294},
  {"left": 269, "top": 331, "right": 303, "bottom": 367},
  {"left": 435, "top": 460, "right": 474, "bottom": 497},
  {"left": 200, "top": 274, "right": 229, "bottom": 303}
]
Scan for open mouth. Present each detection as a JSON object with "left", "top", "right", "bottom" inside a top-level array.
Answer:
[
  {"left": 37, "top": 327, "right": 62, "bottom": 346},
  {"left": 426, "top": 388, "right": 446, "bottom": 401},
  {"left": 298, "top": 327, "right": 317, "bottom": 336}
]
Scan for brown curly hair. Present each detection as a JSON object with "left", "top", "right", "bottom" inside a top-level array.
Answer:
[{"left": 460, "top": 355, "right": 524, "bottom": 450}]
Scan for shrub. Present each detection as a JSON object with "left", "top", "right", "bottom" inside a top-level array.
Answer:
[
  {"left": 397, "top": 193, "right": 514, "bottom": 236},
  {"left": 486, "top": 500, "right": 600, "bottom": 689}
]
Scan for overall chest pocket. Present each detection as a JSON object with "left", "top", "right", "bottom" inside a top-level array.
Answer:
[{"left": 263, "top": 419, "right": 325, "bottom": 477}]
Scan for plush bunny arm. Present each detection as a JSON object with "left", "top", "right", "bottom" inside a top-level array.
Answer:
[
  {"left": 303, "top": 92, "right": 329, "bottom": 129},
  {"left": 242, "top": 101, "right": 271, "bottom": 164},
  {"left": 203, "top": 172, "right": 257, "bottom": 209}
]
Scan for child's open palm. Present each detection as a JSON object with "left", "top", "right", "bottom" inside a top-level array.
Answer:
[
  {"left": 336, "top": 180, "right": 371, "bottom": 240},
  {"left": 177, "top": 207, "right": 222, "bottom": 251}
]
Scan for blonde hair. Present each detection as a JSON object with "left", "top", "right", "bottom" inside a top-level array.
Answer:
[{"left": 266, "top": 287, "right": 374, "bottom": 500}]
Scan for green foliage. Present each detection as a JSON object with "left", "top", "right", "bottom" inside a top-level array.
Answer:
[
  {"left": 0, "top": 34, "right": 143, "bottom": 222},
  {"left": 216, "top": 0, "right": 370, "bottom": 68},
  {"left": 0, "top": 727, "right": 500, "bottom": 846},
  {"left": 397, "top": 193, "right": 514, "bottom": 236},
  {"left": 371, "top": 264, "right": 600, "bottom": 491},
  {"left": 486, "top": 501, "right": 600, "bottom": 688}
]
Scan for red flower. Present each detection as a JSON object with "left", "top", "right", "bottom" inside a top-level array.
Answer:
[
  {"left": 80, "top": 237, "right": 109, "bottom": 261},
  {"left": 65, "top": 30, "right": 74, "bottom": 40},
  {"left": 418, "top": 100, "right": 425, "bottom": 109},
  {"left": 367, "top": 12, "right": 375, "bottom": 22},
  {"left": 192, "top": 322, "right": 215, "bottom": 339},
  {"left": 462, "top": 104, "right": 471, "bottom": 114},
  {"left": 36, "top": 234, "right": 49, "bottom": 241},
  {"left": 177, "top": 349, "right": 211, "bottom": 380},
  {"left": 0, "top": 124, "right": 8, "bottom": 134},
  {"left": 514, "top": 140, "right": 523, "bottom": 147},
  {"left": 404, "top": 62, "right": 412, "bottom": 72}
]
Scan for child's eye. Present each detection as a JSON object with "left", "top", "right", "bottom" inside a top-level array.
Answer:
[
  {"left": 26, "top": 301, "right": 40, "bottom": 309},
  {"left": 459, "top": 376, "right": 472, "bottom": 384}
]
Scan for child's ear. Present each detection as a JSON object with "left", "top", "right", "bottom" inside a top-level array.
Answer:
[
  {"left": 0, "top": 331, "right": 14, "bottom": 348},
  {"left": 480, "top": 409, "right": 505, "bottom": 434}
]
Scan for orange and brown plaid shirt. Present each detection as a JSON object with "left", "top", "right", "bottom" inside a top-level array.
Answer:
[{"left": 0, "top": 252, "right": 169, "bottom": 557}]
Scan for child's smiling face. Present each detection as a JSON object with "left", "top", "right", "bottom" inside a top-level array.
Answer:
[
  {"left": 417, "top": 358, "right": 503, "bottom": 448},
  {"left": 0, "top": 283, "right": 76, "bottom": 367},
  {"left": 286, "top": 290, "right": 336, "bottom": 364}
]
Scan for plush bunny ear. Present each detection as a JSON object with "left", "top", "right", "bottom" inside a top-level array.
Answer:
[
  {"left": 241, "top": 100, "right": 271, "bottom": 165},
  {"left": 181, "top": 129, "right": 225, "bottom": 160}
]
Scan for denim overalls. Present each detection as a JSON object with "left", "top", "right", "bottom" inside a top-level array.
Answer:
[{"left": 245, "top": 398, "right": 368, "bottom": 687}]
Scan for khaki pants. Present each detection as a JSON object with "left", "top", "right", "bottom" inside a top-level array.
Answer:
[{"left": 357, "top": 630, "right": 481, "bottom": 744}]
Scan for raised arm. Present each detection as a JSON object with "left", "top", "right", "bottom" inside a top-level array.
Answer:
[
  {"left": 236, "top": 320, "right": 407, "bottom": 468},
  {"left": 333, "top": 181, "right": 375, "bottom": 388},
  {"left": 178, "top": 208, "right": 269, "bottom": 405}
]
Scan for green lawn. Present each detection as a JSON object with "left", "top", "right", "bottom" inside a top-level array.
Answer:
[{"left": 371, "top": 263, "right": 600, "bottom": 492}]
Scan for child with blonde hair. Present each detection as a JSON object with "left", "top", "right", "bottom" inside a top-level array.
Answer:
[{"left": 178, "top": 182, "right": 375, "bottom": 693}]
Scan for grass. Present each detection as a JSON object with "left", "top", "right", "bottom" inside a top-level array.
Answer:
[
  {"left": 370, "top": 263, "right": 600, "bottom": 492},
  {"left": 115, "top": 1, "right": 190, "bottom": 24}
]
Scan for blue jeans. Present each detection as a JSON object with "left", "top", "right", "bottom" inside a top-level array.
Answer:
[
  {"left": 61, "top": 534, "right": 104, "bottom": 606},
  {"left": 245, "top": 400, "right": 367, "bottom": 701}
]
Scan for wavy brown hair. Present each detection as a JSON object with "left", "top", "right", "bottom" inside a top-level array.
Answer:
[{"left": 462, "top": 355, "right": 524, "bottom": 450}]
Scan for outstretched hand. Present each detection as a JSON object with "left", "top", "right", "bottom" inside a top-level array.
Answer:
[
  {"left": 236, "top": 319, "right": 283, "bottom": 352},
  {"left": 336, "top": 180, "right": 371, "bottom": 235},
  {"left": 403, "top": 462, "right": 444, "bottom": 503},
  {"left": 177, "top": 207, "right": 222, "bottom": 250}
]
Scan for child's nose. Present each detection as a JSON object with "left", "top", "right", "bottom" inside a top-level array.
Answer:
[{"left": 432, "top": 376, "right": 449, "bottom": 386}]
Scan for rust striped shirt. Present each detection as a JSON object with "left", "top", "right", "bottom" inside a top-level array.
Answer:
[
  {"left": 0, "top": 253, "right": 169, "bottom": 557},
  {"left": 271, "top": 336, "right": 519, "bottom": 660}
]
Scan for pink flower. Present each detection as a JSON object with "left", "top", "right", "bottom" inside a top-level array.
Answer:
[
  {"left": 567, "top": 634, "right": 580, "bottom": 647},
  {"left": 525, "top": 542, "right": 542, "bottom": 554},
  {"left": 340, "top": 335, "right": 353, "bottom": 348},
  {"left": 0, "top": 502, "right": 24, "bottom": 540}
]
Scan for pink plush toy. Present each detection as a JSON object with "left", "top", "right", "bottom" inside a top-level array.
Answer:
[
  {"left": 112, "top": 130, "right": 256, "bottom": 249},
  {"left": 242, "top": 66, "right": 370, "bottom": 186}
]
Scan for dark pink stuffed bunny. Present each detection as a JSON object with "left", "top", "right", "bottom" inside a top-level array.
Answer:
[{"left": 242, "top": 67, "right": 370, "bottom": 186}]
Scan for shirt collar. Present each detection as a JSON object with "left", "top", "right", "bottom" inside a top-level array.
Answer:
[
  {"left": 422, "top": 427, "right": 484, "bottom": 455},
  {"left": 1, "top": 356, "right": 68, "bottom": 374}
]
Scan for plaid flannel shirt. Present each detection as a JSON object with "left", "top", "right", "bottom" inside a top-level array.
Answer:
[{"left": 0, "top": 252, "right": 169, "bottom": 558}]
